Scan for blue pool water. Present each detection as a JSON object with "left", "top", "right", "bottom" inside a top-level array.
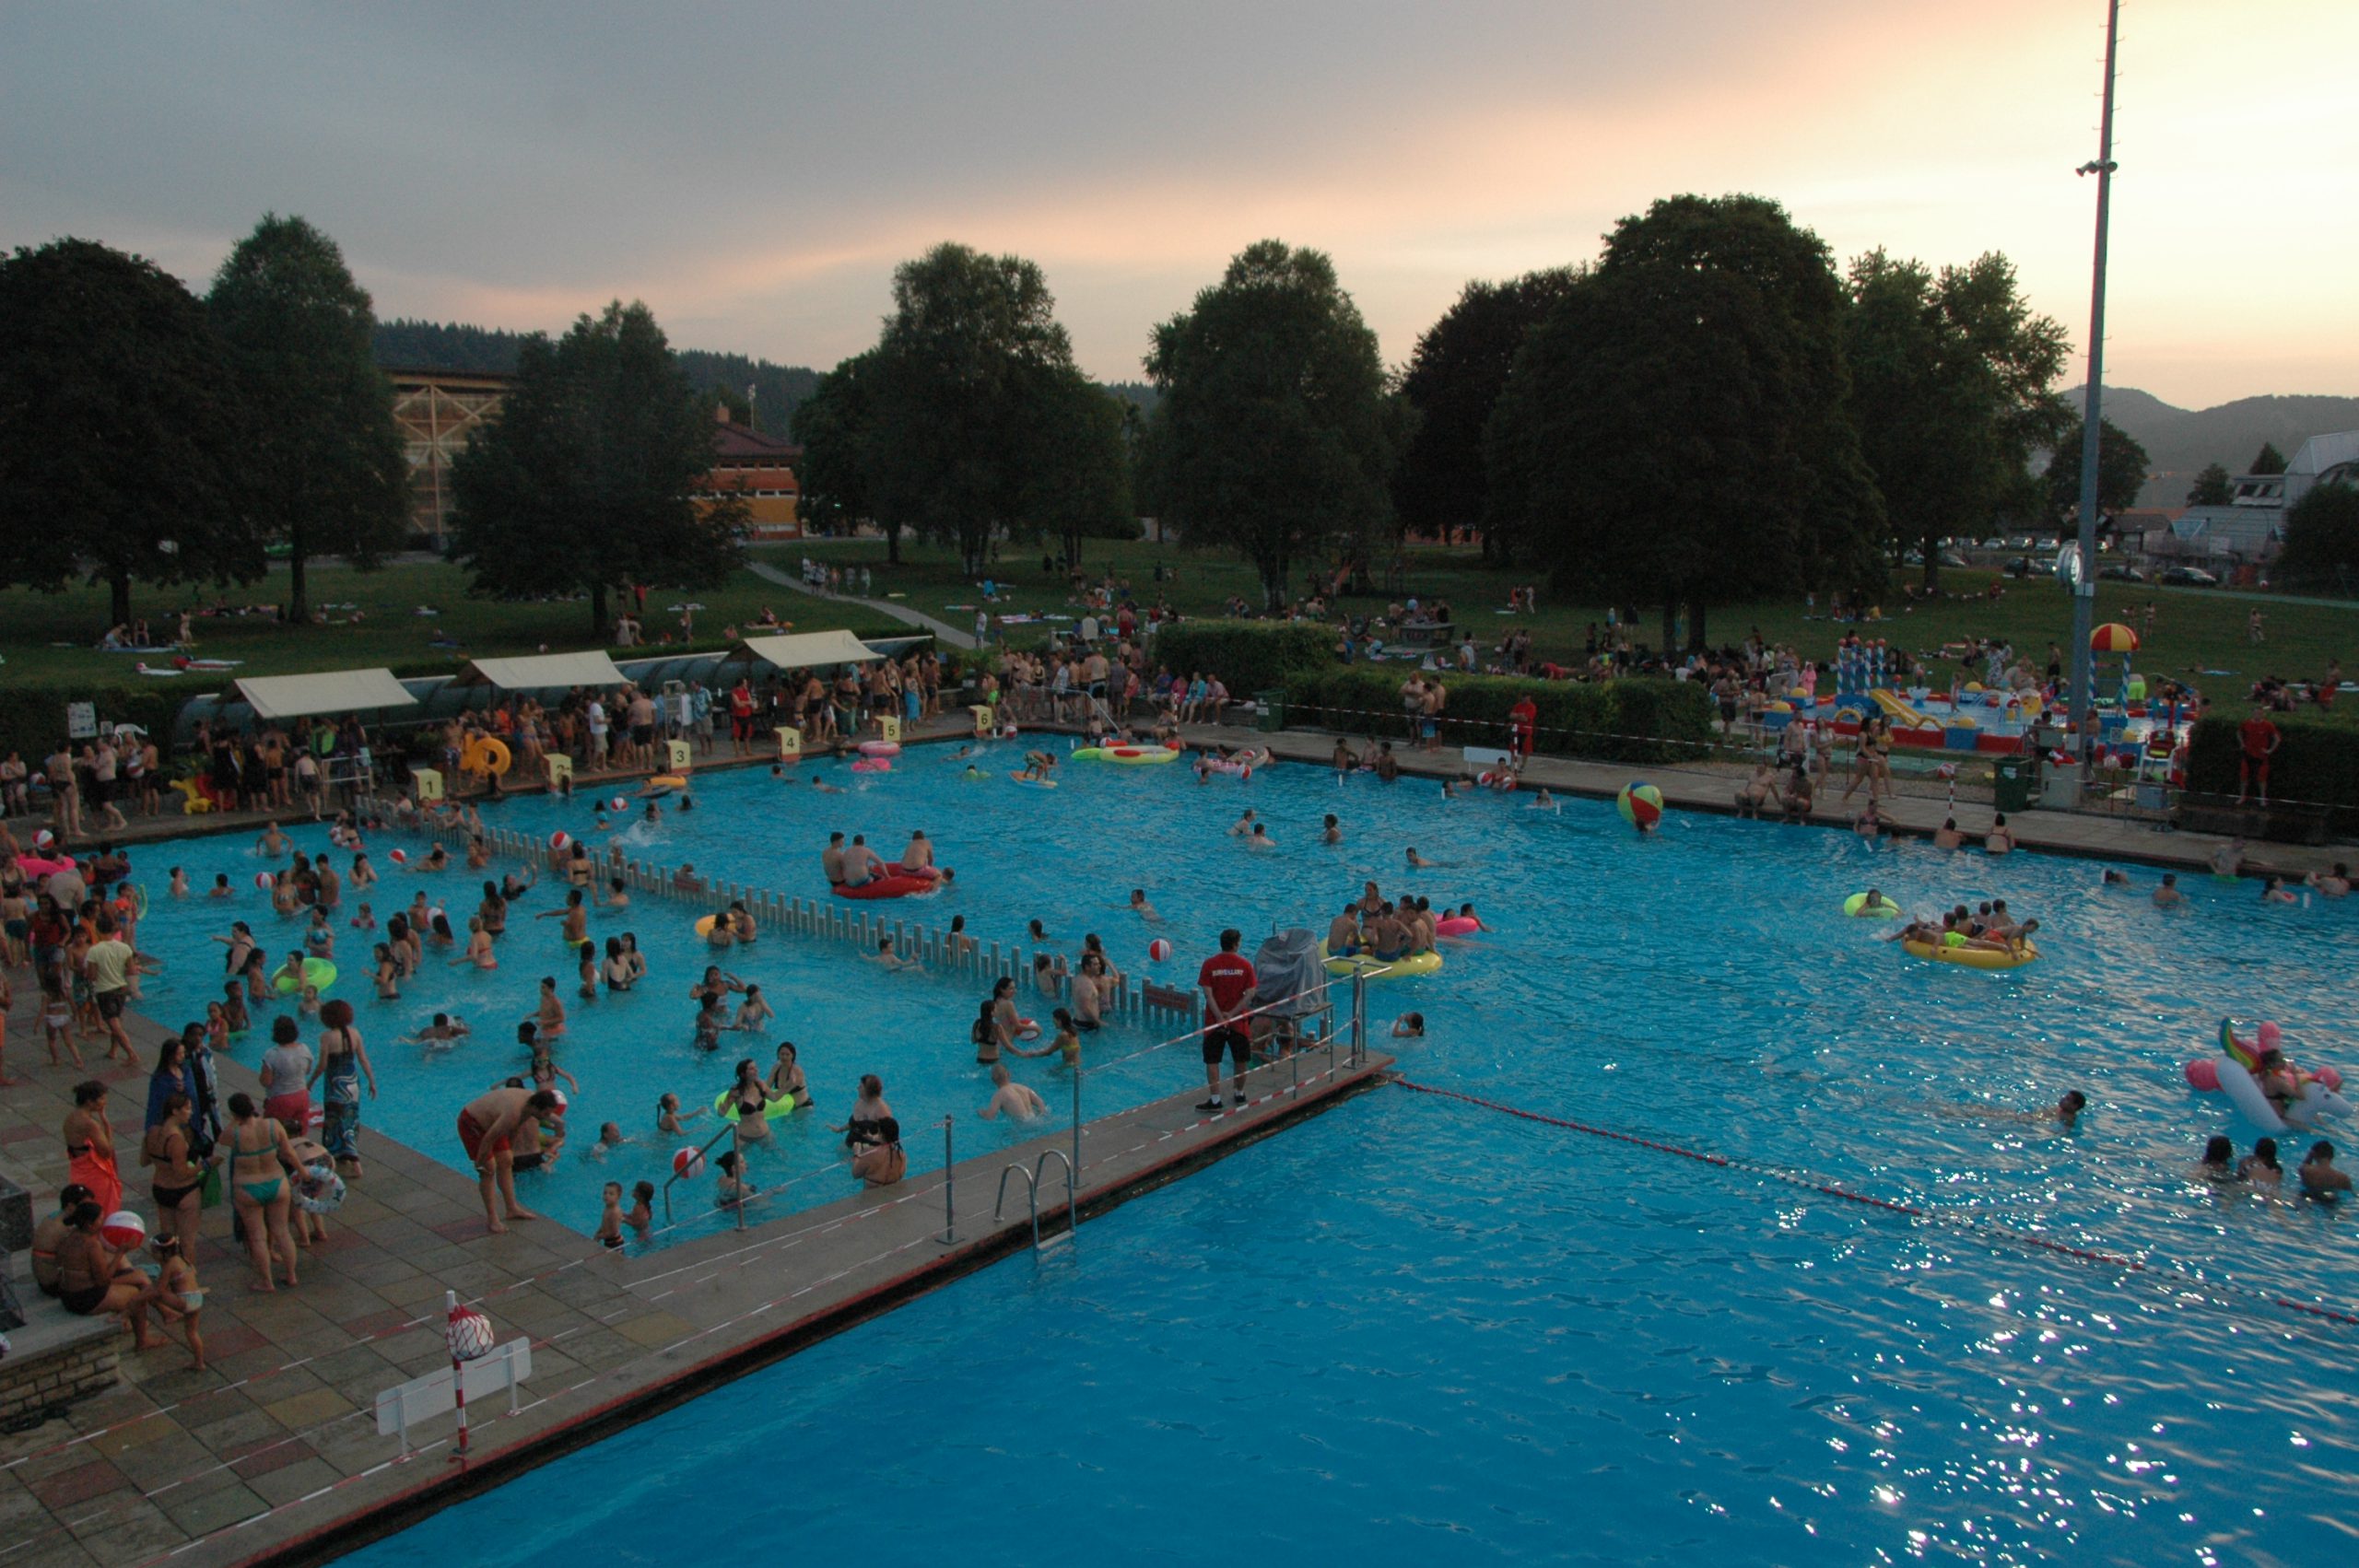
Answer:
[{"left": 132, "top": 742, "right": 2351, "bottom": 1561}]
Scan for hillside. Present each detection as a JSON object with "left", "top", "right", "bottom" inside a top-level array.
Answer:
[{"left": 2064, "top": 386, "right": 2359, "bottom": 505}]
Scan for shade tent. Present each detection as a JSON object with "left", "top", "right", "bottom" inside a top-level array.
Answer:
[
  {"left": 231, "top": 669, "right": 418, "bottom": 721},
  {"left": 450, "top": 651, "right": 628, "bottom": 692},
  {"left": 724, "top": 630, "right": 885, "bottom": 669}
]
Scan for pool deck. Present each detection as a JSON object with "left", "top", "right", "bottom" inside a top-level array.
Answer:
[
  {"left": 0, "top": 966, "right": 1388, "bottom": 1568},
  {"left": 1176, "top": 721, "right": 2353, "bottom": 880}
]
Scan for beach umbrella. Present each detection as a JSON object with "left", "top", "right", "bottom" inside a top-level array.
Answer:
[{"left": 2089, "top": 622, "right": 2140, "bottom": 653}]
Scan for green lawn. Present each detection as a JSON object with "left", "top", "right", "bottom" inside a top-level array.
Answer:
[
  {"left": 0, "top": 559, "right": 903, "bottom": 690},
  {"left": 780, "top": 535, "right": 2358, "bottom": 720}
]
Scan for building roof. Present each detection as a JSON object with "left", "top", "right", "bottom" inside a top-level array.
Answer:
[
  {"left": 450, "top": 651, "right": 628, "bottom": 691},
  {"left": 712, "top": 420, "right": 803, "bottom": 461},
  {"left": 233, "top": 669, "right": 419, "bottom": 720},
  {"left": 2287, "top": 430, "right": 2359, "bottom": 479},
  {"left": 724, "top": 631, "right": 884, "bottom": 669}
]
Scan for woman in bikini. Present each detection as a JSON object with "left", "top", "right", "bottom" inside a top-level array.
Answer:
[
  {"left": 728, "top": 1058, "right": 774, "bottom": 1157},
  {"left": 140, "top": 1092, "right": 206, "bottom": 1251},
  {"left": 225, "top": 1092, "right": 301, "bottom": 1290},
  {"left": 53, "top": 1202, "right": 164, "bottom": 1346},
  {"left": 767, "top": 1041, "right": 811, "bottom": 1107}
]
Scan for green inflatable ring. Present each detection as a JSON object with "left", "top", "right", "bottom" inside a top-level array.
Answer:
[
  {"left": 712, "top": 1087, "right": 800, "bottom": 1123},
  {"left": 1842, "top": 892, "right": 1900, "bottom": 918},
  {"left": 273, "top": 958, "right": 337, "bottom": 995}
]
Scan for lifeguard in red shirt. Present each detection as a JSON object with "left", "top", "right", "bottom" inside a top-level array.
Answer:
[
  {"left": 1507, "top": 696, "right": 1539, "bottom": 758},
  {"left": 2236, "top": 706, "right": 2281, "bottom": 804},
  {"left": 1195, "top": 929, "right": 1258, "bottom": 1113}
]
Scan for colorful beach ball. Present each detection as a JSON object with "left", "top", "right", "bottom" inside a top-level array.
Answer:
[
  {"left": 1616, "top": 782, "right": 1664, "bottom": 828},
  {"left": 1147, "top": 938, "right": 1173, "bottom": 962},
  {"left": 672, "top": 1147, "right": 704, "bottom": 1180},
  {"left": 546, "top": 1089, "right": 569, "bottom": 1118},
  {"left": 611, "top": 796, "right": 628, "bottom": 811},
  {"left": 2090, "top": 622, "right": 2142, "bottom": 654},
  {"left": 100, "top": 1211, "right": 147, "bottom": 1251},
  {"left": 446, "top": 1304, "right": 497, "bottom": 1362},
  {"left": 548, "top": 831, "right": 570, "bottom": 851},
  {"left": 254, "top": 872, "right": 274, "bottom": 890},
  {"left": 389, "top": 848, "right": 408, "bottom": 864}
]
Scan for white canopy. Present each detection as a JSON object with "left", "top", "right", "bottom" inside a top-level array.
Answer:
[
  {"left": 233, "top": 669, "right": 418, "bottom": 720},
  {"left": 726, "top": 630, "right": 885, "bottom": 669},
  {"left": 452, "top": 651, "right": 628, "bottom": 691}
]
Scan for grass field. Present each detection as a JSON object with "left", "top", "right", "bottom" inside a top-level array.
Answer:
[
  {"left": 0, "top": 560, "right": 900, "bottom": 691},
  {"left": 780, "top": 535, "right": 2359, "bottom": 720}
]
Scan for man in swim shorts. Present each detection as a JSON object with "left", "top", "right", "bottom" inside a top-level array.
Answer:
[
  {"left": 841, "top": 835, "right": 885, "bottom": 888},
  {"left": 1196, "top": 929, "right": 1256, "bottom": 1112},
  {"left": 2236, "top": 705, "right": 2280, "bottom": 804},
  {"left": 821, "top": 832, "right": 847, "bottom": 886},
  {"left": 456, "top": 1085, "right": 558, "bottom": 1233}
]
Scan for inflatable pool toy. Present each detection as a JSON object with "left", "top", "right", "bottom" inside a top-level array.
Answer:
[
  {"left": 16, "top": 854, "right": 76, "bottom": 880},
  {"left": 858, "top": 741, "right": 901, "bottom": 758},
  {"left": 1147, "top": 938, "right": 1173, "bottom": 961},
  {"left": 888, "top": 863, "right": 947, "bottom": 882},
  {"left": 713, "top": 1087, "right": 800, "bottom": 1123},
  {"left": 548, "top": 832, "right": 570, "bottom": 850},
  {"left": 649, "top": 775, "right": 688, "bottom": 790},
  {"left": 275, "top": 958, "right": 338, "bottom": 994},
  {"left": 1318, "top": 941, "right": 1443, "bottom": 980},
  {"left": 295, "top": 1164, "right": 346, "bottom": 1214},
  {"left": 254, "top": 872, "right": 276, "bottom": 891},
  {"left": 1074, "top": 745, "right": 1181, "bottom": 766},
  {"left": 1842, "top": 892, "right": 1901, "bottom": 918},
  {"left": 2185, "top": 1019, "right": 2353, "bottom": 1132},
  {"left": 1434, "top": 916, "right": 1483, "bottom": 936},
  {"left": 671, "top": 1147, "right": 704, "bottom": 1179},
  {"left": 100, "top": 1211, "right": 147, "bottom": 1251},
  {"left": 1009, "top": 773, "right": 1059, "bottom": 789},
  {"left": 1901, "top": 938, "right": 2037, "bottom": 970},
  {"left": 831, "top": 875, "right": 935, "bottom": 900},
  {"left": 610, "top": 796, "right": 629, "bottom": 811},
  {"left": 851, "top": 757, "right": 892, "bottom": 773},
  {"left": 1617, "top": 782, "right": 1664, "bottom": 829},
  {"left": 459, "top": 736, "right": 511, "bottom": 777}
]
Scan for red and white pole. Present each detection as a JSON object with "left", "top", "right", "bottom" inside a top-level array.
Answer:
[{"left": 446, "top": 1290, "right": 470, "bottom": 1458}]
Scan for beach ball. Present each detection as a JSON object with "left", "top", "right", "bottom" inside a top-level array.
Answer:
[
  {"left": 611, "top": 796, "right": 628, "bottom": 811},
  {"left": 254, "top": 872, "right": 275, "bottom": 890},
  {"left": 546, "top": 1089, "right": 569, "bottom": 1117},
  {"left": 549, "top": 831, "right": 571, "bottom": 852},
  {"left": 672, "top": 1147, "right": 704, "bottom": 1180},
  {"left": 446, "top": 1304, "right": 496, "bottom": 1362},
  {"left": 1616, "top": 783, "right": 1663, "bottom": 829},
  {"left": 1934, "top": 762, "right": 1958, "bottom": 780},
  {"left": 100, "top": 1211, "right": 146, "bottom": 1250},
  {"left": 389, "top": 848, "right": 408, "bottom": 864},
  {"left": 34, "top": 829, "right": 55, "bottom": 849},
  {"left": 1148, "top": 938, "right": 1173, "bottom": 962}
]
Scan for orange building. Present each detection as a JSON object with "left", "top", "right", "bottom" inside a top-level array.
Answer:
[{"left": 703, "top": 406, "right": 803, "bottom": 539}]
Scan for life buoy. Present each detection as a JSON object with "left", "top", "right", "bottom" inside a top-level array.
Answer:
[
  {"left": 274, "top": 958, "right": 338, "bottom": 995},
  {"left": 295, "top": 1164, "right": 346, "bottom": 1214},
  {"left": 460, "top": 737, "right": 512, "bottom": 777}
]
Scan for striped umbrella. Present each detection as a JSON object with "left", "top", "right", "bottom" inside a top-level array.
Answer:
[{"left": 2089, "top": 622, "right": 2141, "bottom": 653}]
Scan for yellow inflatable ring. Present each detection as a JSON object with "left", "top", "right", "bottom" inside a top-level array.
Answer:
[
  {"left": 1901, "top": 937, "right": 2039, "bottom": 970},
  {"left": 273, "top": 958, "right": 338, "bottom": 994},
  {"left": 650, "top": 775, "right": 688, "bottom": 790},
  {"left": 713, "top": 1087, "right": 799, "bottom": 1123},
  {"left": 461, "top": 737, "right": 512, "bottom": 777},
  {"left": 1316, "top": 941, "right": 1442, "bottom": 980},
  {"left": 1842, "top": 892, "right": 1900, "bottom": 918}
]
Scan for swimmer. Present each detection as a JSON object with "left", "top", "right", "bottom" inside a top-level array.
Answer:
[
  {"left": 2259, "top": 875, "right": 2299, "bottom": 906},
  {"left": 2305, "top": 861, "right": 2352, "bottom": 897},
  {"left": 2152, "top": 872, "right": 2184, "bottom": 908},
  {"left": 1529, "top": 789, "right": 1559, "bottom": 813},
  {"left": 977, "top": 1062, "right": 1047, "bottom": 1122},
  {"left": 1246, "top": 824, "right": 1275, "bottom": 851},
  {"left": 1852, "top": 799, "right": 1882, "bottom": 840},
  {"left": 350, "top": 902, "right": 377, "bottom": 931},
  {"left": 960, "top": 764, "right": 984, "bottom": 782},
  {"left": 210, "top": 873, "right": 232, "bottom": 899},
  {"left": 1406, "top": 847, "right": 1437, "bottom": 869},
  {"left": 1984, "top": 813, "right": 2016, "bottom": 855},
  {"left": 1331, "top": 739, "right": 1359, "bottom": 774},
  {"left": 1322, "top": 814, "right": 1342, "bottom": 844},
  {"left": 1852, "top": 888, "right": 1901, "bottom": 917},
  {"left": 257, "top": 822, "right": 289, "bottom": 858},
  {"left": 586, "top": 1123, "right": 633, "bottom": 1160},
  {"left": 1450, "top": 902, "right": 1485, "bottom": 930},
  {"left": 2192, "top": 1134, "right": 2239, "bottom": 1185},
  {"left": 1921, "top": 1090, "right": 2087, "bottom": 1129},
  {"left": 656, "top": 1092, "right": 705, "bottom": 1136},
  {"left": 1128, "top": 888, "right": 1163, "bottom": 922},
  {"left": 1932, "top": 817, "right": 1964, "bottom": 851},
  {"left": 626, "top": 1181, "right": 655, "bottom": 1240},
  {"left": 2238, "top": 1137, "right": 2282, "bottom": 1187},
  {"left": 2102, "top": 869, "right": 2131, "bottom": 885},
  {"left": 871, "top": 936, "right": 920, "bottom": 970},
  {"left": 734, "top": 984, "right": 775, "bottom": 1030},
  {"left": 524, "top": 976, "right": 566, "bottom": 1040},
  {"left": 1018, "top": 750, "right": 1058, "bottom": 783},
  {"left": 594, "top": 876, "right": 630, "bottom": 910},
  {"left": 534, "top": 888, "right": 589, "bottom": 949},
  {"left": 1391, "top": 1012, "right": 1426, "bottom": 1039},
  {"left": 169, "top": 867, "right": 189, "bottom": 898},
  {"left": 405, "top": 1012, "right": 470, "bottom": 1050},
  {"left": 2298, "top": 1141, "right": 2349, "bottom": 1200},
  {"left": 595, "top": 1182, "right": 625, "bottom": 1249},
  {"left": 1326, "top": 902, "right": 1363, "bottom": 957},
  {"left": 2210, "top": 836, "right": 2245, "bottom": 879},
  {"left": 1228, "top": 809, "right": 1256, "bottom": 837},
  {"left": 692, "top": 994, "right": 729, "bottom": 1052}
]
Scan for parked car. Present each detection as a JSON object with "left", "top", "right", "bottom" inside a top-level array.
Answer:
[
  {"left": 2003, "top": 556, "right": 2035, "bottom": 578},
  {"left": 2097, "top": 563, "right": 2146, "bottom": 582},
  {"left": 1979, "top": 536, "right": 2006, "bottom": 549},
  {"left": 2157, "top": 566, "right": 2219, "bottom": 587}
]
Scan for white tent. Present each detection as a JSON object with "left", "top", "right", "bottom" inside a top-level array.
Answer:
[
  {"left": 233, "top": 669, "right": 418, "bottom": 720},
  {"left": 451, "top": 651, "right": 628, "bottom": 691},
  {"left": 726, "top": 630, "right": 885, "bottom": 669}
]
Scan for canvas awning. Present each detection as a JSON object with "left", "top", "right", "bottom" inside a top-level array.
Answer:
[
  {"left": 232, "top": 669, "right": 419, "bottom": 720},
  {"left": 725, "top": 630, "right": 886, "bottom": 669},
  {"left": 451, "top": 651, "right": 628, "bottom": 691}
]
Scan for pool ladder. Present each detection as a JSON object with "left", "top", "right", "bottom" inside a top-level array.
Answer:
[{"left": 993, "top": 1149, "right": 1078, "bottom": 1255}]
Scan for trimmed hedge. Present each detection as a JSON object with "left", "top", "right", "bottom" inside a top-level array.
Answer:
[
  {"left": 1288, "top": 666, "right": 1715, "bottom": 765},
  {"left": 1145, "top": 620, "right": 1334, "bottom": 697},
  {"left": 2185, "top": 713, "right": 2359, "bottom": 832},
  {"left": 0, "top": 683, "right": 187, "bottom": 771}
]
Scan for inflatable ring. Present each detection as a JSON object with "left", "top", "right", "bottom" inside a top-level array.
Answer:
[
  {"left": 650, "top": 775, "right": 688, "bottom": 790},
  {"left": 274, "top": 958, "right": 338, "bottom": 995},
  {"left": 1842, "top": 892, "right": 1901, "bottom": 918},
  {"left": 460, "top": 737, "right": 512, "bottom": 777},
  {"left": 1009, "top": 772, "right": 1058, "bottom": 789},
  {"left": 1074, "top": 745, "right": 1181, "bottom": 766},
  {"left": 1901, "top": 938, "right": 2038, "bottom": 970},
  {"left": 830, "top": 875, "right": 933, "bottom": 900},
  {"left": 132, "top": 884, "right": 150, "bottom": 918},
  {"left": 1434, "top": 916, "right": 1481, "bottom": 936},
  {"left": 1317, "top": 941, "right": 1442, "bottom": 980},
  {"left": 851, "top": 757, "right": 892, "bottom": 773},
  {"left": 295, "top": 1165, "right": 346, "bottom": 1214},
  {"left": 858, "top": 741, "right": 901, "bottom": 758},
  {"left": 713, "top": 1087, "right": 800, "bottom": 1123}
]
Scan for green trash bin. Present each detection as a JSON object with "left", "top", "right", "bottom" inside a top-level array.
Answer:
[
  {"left": 1992, "top": 755, "right": 2035, "bottom": 813},
  {"left": 1253, "top": 690, "right": 1286, "bottom": 732}
]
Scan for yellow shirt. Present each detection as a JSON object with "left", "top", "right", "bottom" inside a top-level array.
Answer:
[{"left": 85, "top": 938, "right": 134, "bottom": 992}]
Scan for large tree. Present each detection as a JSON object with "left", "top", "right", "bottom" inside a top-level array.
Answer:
[
  {"left": 869, "top": 242, "right": 1082, "bottom": 575},
  {"left": 0, "top": 238, "right": 262, "bottom": 626},
  {"left": 2044, "top": 415, "right": 2151, "bottom": 524},
  {"left": 1395, "top": 268, "right": 1583, "bottom": 564},
  {"left": 791, "top": 350, "right": 886, "bottom": 551},
  {"left": 1026, "top": 369, "right": 1134, "bottom": 570},
  {"left": 1146, "top": 240, "right": 1394, "bottom": 607},
  {"left": 1487, "top": 262, "right": 1804, "bottom": 653},
  {"left": 208, "top": 214, "right": 410, "bottom": 621},
  {"left": 1595, "top": 194, "right": 1886, "bottom": 608},
  {"left": 448, "top": 300, "right": 742, "bottom": 638},
  {"left": 2187, "top": 462, "right": 2234, "bottom": 507},
  {"left": 2249, "top": 441, "right": 2288, "bottom": 475},
  {"left": 2274, "top": 480, "right": 2359, "bottom": 595},
  {"left": 1845, "top": 250, "right": 2069, "bottom": 588}
]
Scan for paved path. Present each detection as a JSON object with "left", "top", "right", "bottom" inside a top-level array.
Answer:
[{"left": 746, "top": 562, "right": 977, "bottom": 649}]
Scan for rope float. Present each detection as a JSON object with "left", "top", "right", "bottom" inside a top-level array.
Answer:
[{"left": 1389, "top": 1075, "right": 2359, "bottom": 1330}]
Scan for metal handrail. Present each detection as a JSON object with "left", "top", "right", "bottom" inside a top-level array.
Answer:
[
  {"left": 992, "top": 1148, "right": 1080, "bottom": 1254},
  {"left": 660, "top": 1116, "right": 747, "bottom": 1229}
]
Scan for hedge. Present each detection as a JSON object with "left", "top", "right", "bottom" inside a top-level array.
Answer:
[
  {"left": 2185, "top": 713, "right": 2359, "bottom": 832},
  {"left": 0, "top": 683, "right": 188, "bottom": 771},
  {"left": 1286, "top": 666, "right": 1716, "bottom": 765},
  {"left": 1145, "top": 620, "right": 1335, "bottom": 696}
]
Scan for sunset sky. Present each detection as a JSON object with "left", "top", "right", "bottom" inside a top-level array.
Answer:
[{"left": 5, "top": 1, "right": 2352, "bottom": 407}]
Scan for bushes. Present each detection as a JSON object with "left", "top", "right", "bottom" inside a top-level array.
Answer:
[
  {"left": 2186, "top": 713, "right": 2359, "bottom": 831},
  {"left": 1288, "top": 666, "right": 1713, "bottom": 764},
  {"left": 1147, "top": 619, "right": 1333, "bottom": 696},
  {"left": 0, "top": 683, "right": 186, "bottom": 769}
]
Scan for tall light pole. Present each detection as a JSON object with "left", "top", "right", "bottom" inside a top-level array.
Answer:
[{"left": 2068, "top": 0, "right": 2122, "bottom": 755}]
